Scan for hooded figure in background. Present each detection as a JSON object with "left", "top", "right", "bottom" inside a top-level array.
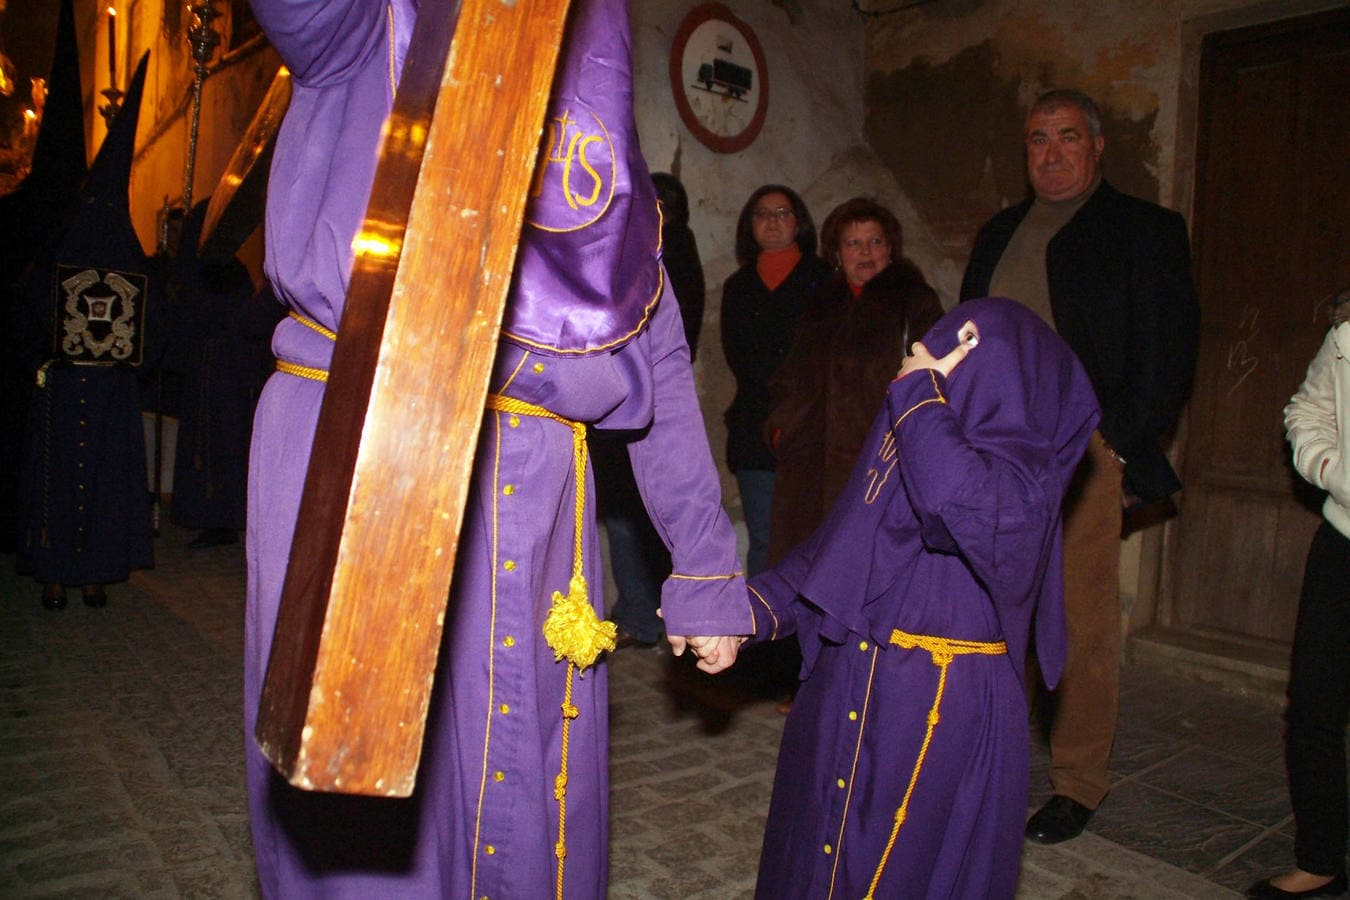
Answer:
[
  {"left": 162, "top": 200, "right": 279, "bottom": 547},
  {"left": 0, "top": 0, "right": 87, "bottom": 551},
  {"left": 16, "top": 52, "right": 158, "bottom": 611},
  {"left": 745, "top": 298, "right": 1099, "bottom": 898}
]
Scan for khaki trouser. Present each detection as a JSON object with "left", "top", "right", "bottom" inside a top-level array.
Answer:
[{"left": 1047, "top": 431, "right": 1123, "bottom": 809}]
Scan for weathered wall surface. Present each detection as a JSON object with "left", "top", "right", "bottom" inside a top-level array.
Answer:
[
  {"left": 861, "top": 0, "right": 1341, "bottom": 298},
  {"left": 630, "top": 1, "right": 921, "bottom": 521}
]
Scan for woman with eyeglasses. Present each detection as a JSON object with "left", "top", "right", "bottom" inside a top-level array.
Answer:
[
  {"left": 720, "top": 185, "right": 831, "bottom": 579},
  {"left": 765, "top": 196, "right": 943, "bottom": 570}
]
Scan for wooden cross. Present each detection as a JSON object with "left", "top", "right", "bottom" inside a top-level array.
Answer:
[{"left": 254, "top": 0, "right": 574, "bottom": 797}]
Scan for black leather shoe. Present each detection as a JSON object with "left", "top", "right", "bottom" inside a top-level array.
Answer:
[
  {"left": 81, "top": 584, "right": 107, "bottom": 608},
  {"left": 41, "top": 584, "right": 67, "bottom": 611},
  {"left": 1025, "top": 795, "right": 1094, "bottom": 844},
  {"left": 1246, "top": 873, "right": 1348, "bottom": 898}
]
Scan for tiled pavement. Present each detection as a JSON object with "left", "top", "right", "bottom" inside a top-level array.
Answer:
[{"left": 3, "top": 521, "right": 1344, "bottom": 898}]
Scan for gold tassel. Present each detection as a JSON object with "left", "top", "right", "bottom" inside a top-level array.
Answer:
[{"left": 543, "top": 570, "right": 617, "bottom": 670}]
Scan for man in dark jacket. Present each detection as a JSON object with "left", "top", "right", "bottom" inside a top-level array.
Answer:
[{"left": 960, "top": 89, "right": 1199, "bottom": 843}]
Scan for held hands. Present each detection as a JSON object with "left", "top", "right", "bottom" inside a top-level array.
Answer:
[
  {"left": 667, "top": 633, "right": 747, "bottom": 674},
  {"left": 896, "top": 319, "right": 979, "bottom": 381}
]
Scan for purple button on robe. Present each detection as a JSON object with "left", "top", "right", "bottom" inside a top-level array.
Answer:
[
  {"left": 243, "top": 1, "right": 749, "bottom": 896},
  {"left": 747, "top": 299, "right": 1099, "bottom": 898}
]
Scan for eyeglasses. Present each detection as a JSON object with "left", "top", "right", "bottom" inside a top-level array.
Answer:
[{"left": 753, "top": 207, "right": 795, "bottom": 221}]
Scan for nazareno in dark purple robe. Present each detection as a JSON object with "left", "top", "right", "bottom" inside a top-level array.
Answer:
[{"left": 746, "top": 297, "right": 1100, "bottom": 898}]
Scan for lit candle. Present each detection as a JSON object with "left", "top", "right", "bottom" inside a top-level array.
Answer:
[{"left": 107, "top": 6, "right": 117, "bottom": 88}]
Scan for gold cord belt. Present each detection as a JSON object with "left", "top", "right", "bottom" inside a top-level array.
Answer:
[
  {"left": 863, "top": 629, "right": 1007, "bottom": 899},
  {"left": 485, "top": 393, "right": 616, "bottom": 900},
  {"left": 275, "top": 312, "right": 337, "bottom": 382}
]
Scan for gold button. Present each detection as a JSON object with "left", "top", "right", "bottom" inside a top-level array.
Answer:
[
  {"left": 836, "top": 778, "right": 846, "bottom": 789},
  {"left": 503, "top": 560, "right": 516, "bottom": 571},
  {"left": 493, "top": 771, "right": 505, "bottom": 782},
  {"left": 503, "top": 484, "right": 515, "bottom": 496},
  {"left": 503, "top": 635, "right": 515, "bottom": 647},
  {"left": 859, "top": 641, "right": 869, "bottom": 651},
  {"left": 823, "top": 844, "right": 833, "bottom": 855},
  {"left": 848, "top": 711, "right": 858, "bottom": 721},
  {"left": 499, "top": 703, "right": 510, "bottom": 715},
  {"left": 485, "top": 845, "right": 495, "bottom": 855},
  {"left": 532, "top": 362, "right": 545, "bottom": 373},
  {"left": 508, "top": 415, "right": 519, "bottom": 428}
]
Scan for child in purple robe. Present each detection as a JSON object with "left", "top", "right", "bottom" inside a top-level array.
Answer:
[{"left": 743, "top": 298, "right": 1100, "bottom": 898}]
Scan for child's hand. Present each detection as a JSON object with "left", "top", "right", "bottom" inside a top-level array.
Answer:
[{"left": 896, "top": 320, "right": 978, "bottom": 380}]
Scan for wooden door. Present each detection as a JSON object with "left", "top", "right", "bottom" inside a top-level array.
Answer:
[{"left": 1166, "top": 8, "right": 1350, "bottom": 646}]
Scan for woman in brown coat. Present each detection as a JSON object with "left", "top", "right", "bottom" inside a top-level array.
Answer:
[{"left": 765, "top": 197, "right": 943, "bottom": 565}]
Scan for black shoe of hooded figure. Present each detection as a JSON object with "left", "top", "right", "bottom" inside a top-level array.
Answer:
[
  {"left": 1025, "top": 795, "right": 1094, "bottom": 844},
  {"left": 189, "top": 528, "right": 239, "bottom": 549},
  {"left": 41, "top": 583, "right": 67, "bottom": 611},
  {"left": 81, "top": 584, "right": 107, "bottom": 608},
  {"left": 1245, "top": 873, "right": 1348, "bottom": 899}
]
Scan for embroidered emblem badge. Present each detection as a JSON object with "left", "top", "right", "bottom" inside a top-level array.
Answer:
[{"left": 54, "top": 265, "right": 147, "bottom": 365}]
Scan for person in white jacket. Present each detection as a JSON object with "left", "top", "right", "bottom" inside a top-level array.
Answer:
[{"left": 1247, "top": 290, "right": 1350, "bottom": 900}]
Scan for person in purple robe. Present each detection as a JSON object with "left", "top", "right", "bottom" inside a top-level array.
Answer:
[
  {"left": 742, "top": 298, "right": 1100, "bottom": 898},
  {"left": 244, "top": 0, "right": 749, "bottom": 897}
]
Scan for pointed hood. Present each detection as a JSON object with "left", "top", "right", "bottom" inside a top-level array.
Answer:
[
  {"left": 28, "top": 0, "right": 88, "bottom": 194},
  {"left": 22, "top": 51, "right": 153, "bottom": 368},
  {"left": 42, "top": 49, "right": 151, "bottom": 276}
]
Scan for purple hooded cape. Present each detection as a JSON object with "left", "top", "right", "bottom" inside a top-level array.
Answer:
[
  {"left": 747, "top": 298, "right": 1099, "bottom": 898},
  {"left": 244, "top": 1, "right": 748, "bottom": 897}
]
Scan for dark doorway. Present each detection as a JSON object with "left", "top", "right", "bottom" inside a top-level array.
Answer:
[{"left": 1164, "top": 7, "right": 1350, "bottom": 651}]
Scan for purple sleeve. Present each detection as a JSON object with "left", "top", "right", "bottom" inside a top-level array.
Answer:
[
  {"left": 744, "top": 539, "right": 815, "bottom": 642},
  {"left": 625, "top": 288, "right": 753, "bottom": 637},
  {"left": 249, "top": 0, "right": 387, "bottom": 85}
]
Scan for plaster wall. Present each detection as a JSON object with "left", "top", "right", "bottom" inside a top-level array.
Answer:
[{"left": 630, "top": 1, "right": 930, "bottom": 521}]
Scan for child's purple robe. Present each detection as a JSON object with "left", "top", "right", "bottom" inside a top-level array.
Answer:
[{"left": 747, "top": 298, "right": 1100, "bottom": 898}]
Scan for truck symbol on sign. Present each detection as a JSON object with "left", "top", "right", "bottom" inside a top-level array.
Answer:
[{"left": 695, "top": 58, "right": 752, "bottom": 101}]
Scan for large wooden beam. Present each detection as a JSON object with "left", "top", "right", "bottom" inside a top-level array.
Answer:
[{"left": 255, "top": 0, "right": 574, "bottom": 797}]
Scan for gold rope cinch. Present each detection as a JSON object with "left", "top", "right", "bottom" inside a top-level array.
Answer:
[
  {"left": 486, "top": 393, "right": 617, "bottom": 900},
  {"left": 275, "top": 312, "right": 337, "bottom": 382},
  {"left": 862, "top": 628, "right": 1007, "bottom": 900}
]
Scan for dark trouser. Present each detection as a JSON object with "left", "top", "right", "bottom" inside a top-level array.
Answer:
[
  {"left": 1286, "top": 520, "right": 1350, "bottom": 877},
  {"left": 1047, "top": 431, "right": 1123, "bottom": 809},
  {"left": 735, "top": 469, "right": 775, "bottom": 578}
]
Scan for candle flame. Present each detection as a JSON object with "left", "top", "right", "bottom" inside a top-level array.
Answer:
[{"left": 107, "top": 6, "right": 116, "bottom": 16}]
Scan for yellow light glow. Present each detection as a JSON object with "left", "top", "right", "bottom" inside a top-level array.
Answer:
[{"left": 352, "top": 232, "right": 401, "bottom": 259}]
